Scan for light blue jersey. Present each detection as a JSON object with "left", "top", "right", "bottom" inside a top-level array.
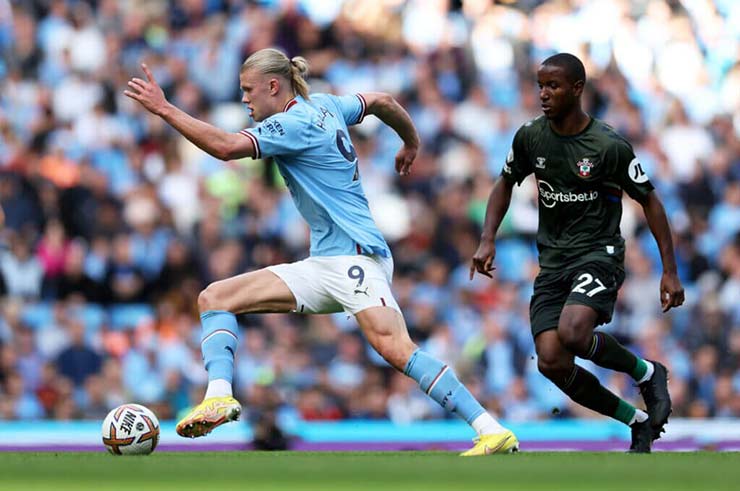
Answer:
[{"left": 240, "top": 93, "right": 391, "bottom": 258}]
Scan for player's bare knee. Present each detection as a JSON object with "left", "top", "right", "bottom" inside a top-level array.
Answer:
[
  {"left": 537, "top": 357, "right": 557, "bottom": 377},
  {"left": 557, "top": 323, "right": 591, "bottom": 356},
  {"left": 198, "top": 283, "right": 226, "bottom": 313},
  {"left": 537, "top": 356, "right": 571, "bottom": 381}
]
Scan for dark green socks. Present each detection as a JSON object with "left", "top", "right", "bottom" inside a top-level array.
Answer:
[
  {"left": 557, "top": 365, "right": 637, "bottom": 426},
  {"left": 585, "top": 332, "right": 651, "bottom": 382}
]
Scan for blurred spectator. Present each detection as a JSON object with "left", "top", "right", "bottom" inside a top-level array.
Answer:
[
  {"left": 500, "top": 377, "right": 543, "bottom": 423},
  {"left": 35, "top": 362, "right": 69, "bottom": 416},
  {"left": 3, "top": 370, "right": 44, "bottom": 419},
  {"left": 55, "top": 320, "right": 101, "bottom": 387},
  {"left": 79, "top": 373, "right": 109, "bottom": 419},
  {"left": 387, "top": 371, "right": 439, "bottom": 423},
  {"left": 57, "top": 239, "right": 105, "bottom": 301},
  {"left": 15, "top": 326, "right": 42, "bottom": 391},
  {"left": 327, "top": 332, "right": 366, "bottom": 396},
  {"left": 1, "top": 231, "right": 43, "bottom": 299},
  {"left": 296, "top": 386, "right": 343, "bottom": 421},
  {"left": 104, "top": 234, "right": 147, "bottom": 303},
  {"left": 37, "top": 217, "right": 71, "bottom": 297}
]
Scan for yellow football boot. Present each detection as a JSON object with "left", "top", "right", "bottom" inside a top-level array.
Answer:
[
  {"left": 176, "top": 396, "right": 242, "bottom": 438},
  {"left": 459, "top": 430, "right": 519, "bottom": 456}
]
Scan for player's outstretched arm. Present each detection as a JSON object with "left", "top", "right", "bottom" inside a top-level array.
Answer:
[
  {"left": 470, "top": 177, "right": 515, "bottom": 280},
  {"left": 124, "top": 64, "right": 255, "bottom": 161},
  {"left": 361, "top": 92, "right": 419, "bottom": 176},
  {"left": 641, "top": 190, "right": 685, "bottom": 312}
]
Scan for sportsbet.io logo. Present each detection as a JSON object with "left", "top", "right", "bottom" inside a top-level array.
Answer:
[{"left": 537, "top": 180, "right": 599, "bottom": 208}]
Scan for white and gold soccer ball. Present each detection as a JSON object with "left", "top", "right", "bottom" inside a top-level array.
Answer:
[{"left": 101, "top": 403, "right": 160, "bottom": 455}]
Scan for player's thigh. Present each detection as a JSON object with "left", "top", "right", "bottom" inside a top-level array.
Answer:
[
  {"left": 200, "top": 268, "right": 296, "bottom": 314},
  {"left": 529, "top": 269, "right": 570, "bottom": 338},
  {"left": 557, "top": 303, "right": 600, "bottom": 352},
  {"left": 563, "top": 261, "right": 625, "bottom": 327},
  {"left": 355, "top": 305, "right": 416, "bottom": 371},
  {"left": 267, "top": 258, "right": 343, "bottom": 314},
  {"left": 321, "top": 254, "right": 412, "bottom": 369},
  {"left": 319, "top": 255, "right": 401, "bottom": 315}
]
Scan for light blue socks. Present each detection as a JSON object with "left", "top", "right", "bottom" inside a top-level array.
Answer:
[
  {"left": 200, "top": 310, "right": 239, "bottom": 384},
  {"left": 404, "top": 349, "right": 485, "bottom": 424}
]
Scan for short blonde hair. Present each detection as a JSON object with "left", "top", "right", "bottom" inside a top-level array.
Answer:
[{"left": 241, "top": 48, "right": 310, "bottom": 100}]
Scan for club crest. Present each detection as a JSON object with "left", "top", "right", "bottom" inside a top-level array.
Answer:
[{"left": 577, "top": 158, "right": 594, "bottom": 177}]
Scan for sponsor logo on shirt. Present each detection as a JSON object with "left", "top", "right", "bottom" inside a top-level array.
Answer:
[
  {"left": 263, "top": 119, "right": 285, "bottom": 136},
  {"left": 628, "top": 158, "right": 649, "bottom": 183},
  {"left": 538, "top": 180, "right": 599, "bottom": 208}
]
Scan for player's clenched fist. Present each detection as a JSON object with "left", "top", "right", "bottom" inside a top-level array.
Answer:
[
  {"left": 124, "top": 63, "right": 168, "bottom": 116},
  {"left": 395, "top": 144, "right": 417, "bottom": 176},
  {"left": 660, "top": 272, "right": 685, "bottom": 312}
]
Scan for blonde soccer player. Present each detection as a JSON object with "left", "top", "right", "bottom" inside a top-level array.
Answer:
[{"left": 125, "top": 48, "right": 517, "bottom": 456}]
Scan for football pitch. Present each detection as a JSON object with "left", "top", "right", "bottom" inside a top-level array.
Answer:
[{"left": 2, "top": 451, "right": 739, "bottom": 491}]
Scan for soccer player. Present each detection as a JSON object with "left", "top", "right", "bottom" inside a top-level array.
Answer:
[
  {"left": 125, "top": 48, "right": 517, "bottom": 456},
  {"left": 470, "top": 53, "right": 684, "bottom": 453}
]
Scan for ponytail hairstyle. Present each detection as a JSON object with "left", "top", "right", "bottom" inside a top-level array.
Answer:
[{"left": 241, "top": 48, "right": 310, "bottom": 100}]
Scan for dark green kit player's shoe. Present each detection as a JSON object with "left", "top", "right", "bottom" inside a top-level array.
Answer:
[
  {"left": 639, "top": 361, "right": 672, "bottom": 440},
  {"left": 627, "top": 419, "right": 652, "bottom": 453}
]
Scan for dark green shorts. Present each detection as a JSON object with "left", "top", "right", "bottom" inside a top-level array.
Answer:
[{"left": 529, "top": 260, "right": 625, "bottom": 338}]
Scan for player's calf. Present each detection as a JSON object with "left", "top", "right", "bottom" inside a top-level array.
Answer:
[
  {"left": 357, "top": 307, "right": 517, "bottom": 453},
  {"left": 404, "top": 349, "right": 514, "bottom": 443}
]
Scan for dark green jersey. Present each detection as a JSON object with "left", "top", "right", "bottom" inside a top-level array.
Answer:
[{"left": 501, "top": 116, "right": 654, "bottom": 269}]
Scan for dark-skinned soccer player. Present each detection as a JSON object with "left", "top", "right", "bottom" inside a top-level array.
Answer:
[{"left": 471, "top": 53, "right": 684, "bottom": 453}]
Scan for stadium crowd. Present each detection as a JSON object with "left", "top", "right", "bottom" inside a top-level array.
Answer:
[{"left": 0, "top": 0, "right": 739, "bottom": 436}]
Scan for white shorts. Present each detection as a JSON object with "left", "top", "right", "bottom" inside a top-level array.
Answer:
[{"left": 267, "top": 254, "right": 401, "bottom": 315}]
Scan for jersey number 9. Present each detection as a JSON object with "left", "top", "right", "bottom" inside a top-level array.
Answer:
[{"left": 336, "top": 129, "right": 359, "bottom": 180}]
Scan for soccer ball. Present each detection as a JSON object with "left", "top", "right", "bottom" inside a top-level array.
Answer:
[{"left": 101, "top": 403, "right": 160, "bottom": 455}]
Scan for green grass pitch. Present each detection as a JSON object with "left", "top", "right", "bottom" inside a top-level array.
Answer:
[{"left": 1, "top": 451, "right": 738, "bottom": 491}]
